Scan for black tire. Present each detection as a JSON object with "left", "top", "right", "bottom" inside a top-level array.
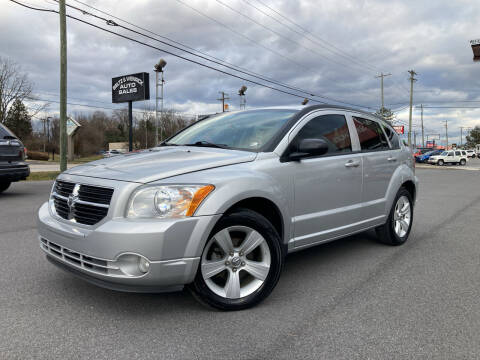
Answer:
[
  {"left": 437, "top": 159, "right": 444, "bottom": 166},
  {"left": 460, "top": 159, "right": 466, "bottom": 166},
  {"left": 0, "top": 181, "right": 11, "bottom": 194},
  {"left": 189, "top": 208, "right": 283, "bottom": 311},
  {"left": 375, "top": 188, "right": 413, "bottom": 246}
]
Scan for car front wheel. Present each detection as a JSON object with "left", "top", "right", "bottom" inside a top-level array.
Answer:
[
  {"left": 190, "top": 208, "right": 283, "bottom": 310},
  {"left": 376, "top": 188, "right": 413, "bottom": 246},
  {"left": 437, "top": 159, "right": 444, "bottom": 166}
]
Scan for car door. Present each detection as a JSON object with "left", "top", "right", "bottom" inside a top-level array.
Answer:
[
  {"left": 351, "top": 115, "right": 394, "bottom": 222},
  {"left": 286, "top": 111, "right": 363, "bottom": 249},
  {"left": 446, "top": 151, "right": 455, "bottom": 163}
]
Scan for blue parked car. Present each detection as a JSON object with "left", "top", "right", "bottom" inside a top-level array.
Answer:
[{"left": 416, "top": 149, "right": 443, "bottom": 163}]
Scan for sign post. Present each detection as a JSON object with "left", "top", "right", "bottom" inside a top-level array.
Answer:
[{"left": 112, "top": 72, "right": 150, "bottom": 151}]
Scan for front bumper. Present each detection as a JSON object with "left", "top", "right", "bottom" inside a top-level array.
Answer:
[
  {"left": 0, "top": 162, "right": 29, "bottom": 181},
  {"left": 37, "top": 202, "right": 221, "bottom": 292}
]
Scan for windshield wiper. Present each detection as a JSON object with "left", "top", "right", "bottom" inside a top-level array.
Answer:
[{"left": 183, "top": 141, "right": 230, "bottom": 149}]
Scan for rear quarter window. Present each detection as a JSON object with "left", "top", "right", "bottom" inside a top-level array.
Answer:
[{"left": 382, "top": 124, "right": 400, "bottom": 149}]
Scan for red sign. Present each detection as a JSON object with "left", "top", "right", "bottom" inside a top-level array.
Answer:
[{"left": 393, "top": 125, "right": 404, "bottom": 134}]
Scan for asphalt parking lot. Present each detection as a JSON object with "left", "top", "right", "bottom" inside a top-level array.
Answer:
[{"left": 1, "top": 168, "right": 479, "bottom": 359}]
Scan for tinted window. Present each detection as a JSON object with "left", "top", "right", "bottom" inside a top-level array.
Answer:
[
  {"left": 353, "top": 117, "right": 389, "bottom": 151},
  {"left": 382, "top": 124, "right": 400, "bottom": 149},
  {"left": 455, "top": 151, "right": 461, "bottom": 156},
  {"left": 293, "top": 114, "right": 352, "bottom": 155},
  {"left": 447, "top": 152, "right": 453, "bottom": 157}
]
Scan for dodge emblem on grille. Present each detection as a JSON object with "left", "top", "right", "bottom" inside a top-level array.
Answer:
[{"left": 67, "top": 184, "right": 81, "bottom": 219}]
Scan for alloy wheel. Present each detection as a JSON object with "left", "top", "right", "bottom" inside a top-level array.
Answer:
[
  {"left": 201, "top": 226, "right": 271, "bottom": 299},
  {"left": 393, "top": 195, "right": 411, "bottom": 238}
]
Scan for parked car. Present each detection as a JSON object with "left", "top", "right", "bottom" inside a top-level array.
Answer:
[
  {"left": 413, "top": 148, "right": 432, "bottom": 157},
  {"left": 415, "top": 149, "right": 443, "bottom": 163},
  {"left": 465, "top": 150, "right": 476, "bottom": 158},
  {"left": 38, "top": 106, "right": 418, "bottom": 310},
  {"left": 103, "top": 149, "right": 122, "bottom": 158},
  {"left": 0, "top": 123, "right": 30, "bottom": 193},
  {"left": 428, "top": 150, "right": 468, "bottom": 166}
]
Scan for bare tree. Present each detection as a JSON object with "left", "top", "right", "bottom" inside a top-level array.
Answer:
[{"left": 0, "top": 57, "right": 33, "bottom": 124}]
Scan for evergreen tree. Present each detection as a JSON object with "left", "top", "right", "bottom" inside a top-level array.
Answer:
[
  {"left": 375, "top": 107, "right": 395, "bottom": 124},
  {"left": 465, "top": 126, "right": 480, "bottom": 148},
  {"left": 4, "top": 99, "right": 32, "bottom": 140}
]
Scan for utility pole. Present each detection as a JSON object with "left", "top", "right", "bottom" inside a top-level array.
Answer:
[
  {"left": 414, "top": 130, "right": 417, "bottom": 148},
  {"left": 407, "top": 70, "right": 417, "bottom": 149},
  {"left": 443, "top": 120, "right": 448, "bottom": 149},
  {"left": 375, "top": 72, "right": 391, "bottom": 114},
  {"left": 42, "top": 118, "right": 46, "bottom": 152},
  {"left": 59, "top": 0, "right": 67, "bottom": 171},
  {"left": 420, "top": 104, "right": 425, "bottom": 148},
  {"left": 459, "top": 127, "right": 472, "bottom": 147},
  {"left": 217, "top": 91, "right": 229, "bottom": 112}
]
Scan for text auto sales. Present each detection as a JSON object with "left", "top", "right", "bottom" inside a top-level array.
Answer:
[{"left": 112, "top": 76, "right": 144, "bottom": 95}]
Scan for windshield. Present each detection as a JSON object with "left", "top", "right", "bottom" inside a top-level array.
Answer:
[
  {"left": 166, "top": 109, "right": 297, "bottom": 151},
  {"left": 440, "top": 151, "right": 448, "bottom": 156}
]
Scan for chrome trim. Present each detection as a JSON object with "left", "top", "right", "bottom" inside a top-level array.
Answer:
[{"left": 52, "top": 192, "right": 110, "bottom": 208}]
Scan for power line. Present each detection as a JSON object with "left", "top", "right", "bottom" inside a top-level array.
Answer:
[
  {"left": 69, "top": 0, "right": 306, "bottom": 96},
  {"left": 61, "top": 1, "right": 329, "bottom": 100},
  {"left": 244, "top": 0, "right": 378, "bottom": 73},
  {"left": 249, "top": 0, "right": 410, "bottom": 98},
  {"left": 175, "top": 0, "right": 307, "bottom": 70},
  {"left": 62, "top": 0, "right": 317, "bottom": 98},
  {"left": 252, "top": 0, "right": 381, "bottom": 73},
  {"left": 215, "top": 0, "right": 375, "bottom": 76},
  {"left": 10, "top": 0, "right": 375, "bottom": 110}
]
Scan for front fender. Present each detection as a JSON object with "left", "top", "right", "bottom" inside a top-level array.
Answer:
[{"left": 160, "top": 163, "right": 292, "bottom": 246}]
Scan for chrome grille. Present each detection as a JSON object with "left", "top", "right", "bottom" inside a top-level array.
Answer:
[
  {"left": 52, "top": 180, "right": 113, "bottom": 225},
  {"left": 40, "top": 238, "right": 120, "bottom": 275}
]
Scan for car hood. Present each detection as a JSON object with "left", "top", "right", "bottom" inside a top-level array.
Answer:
[{"left": 64, "top": 146, "right": 257, "bottom": 183}]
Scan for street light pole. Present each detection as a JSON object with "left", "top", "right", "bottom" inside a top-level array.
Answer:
[{"left": 154, "top": 59, "right": 167, "bottom": 145}]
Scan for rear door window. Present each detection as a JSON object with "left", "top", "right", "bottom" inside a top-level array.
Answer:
[
  {"left": 293, "top": 114, "right": 352, "bottom": 155},
  {"left": 353, "top": 117, "right": 390, "bottom": 151},
  {"left": 455, "top": 151, "right": 461, "bottom": 156}
]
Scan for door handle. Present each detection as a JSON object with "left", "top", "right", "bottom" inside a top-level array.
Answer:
[
  {"left": 387, "top": 157, "right": 397, "bottom": 162},
  {"left": 345, "top": 160, "right": 360, "bottom": 168}
]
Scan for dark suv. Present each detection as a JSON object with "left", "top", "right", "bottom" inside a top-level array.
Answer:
[{"left": 0, "top": 123, "right": 29, "bottom": 193}]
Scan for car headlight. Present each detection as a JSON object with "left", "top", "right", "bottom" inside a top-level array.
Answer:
[{"left": 126, "top": 184, "right": 215, "bottom": 219}]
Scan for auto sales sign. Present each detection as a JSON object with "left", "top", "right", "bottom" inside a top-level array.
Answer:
[{"left": 112, "top": 72, "right": 150, "bottom": 103}]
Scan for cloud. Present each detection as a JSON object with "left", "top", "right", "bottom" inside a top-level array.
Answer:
[{"left": 1, "top": 0, "right": 480, "bottom": 145}]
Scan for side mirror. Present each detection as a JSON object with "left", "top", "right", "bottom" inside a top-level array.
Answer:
[{"left": 289, "top": 138, "right": 329, "bottom": 161}]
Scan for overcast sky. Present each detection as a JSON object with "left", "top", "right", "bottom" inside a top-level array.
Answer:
[{"left": 2, "top": 0, "right": 480, "bottom": 145}]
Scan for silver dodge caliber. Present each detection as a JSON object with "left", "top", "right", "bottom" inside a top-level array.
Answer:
[{"left": 38, "top": 105, "right": 418, "bottom": 310}]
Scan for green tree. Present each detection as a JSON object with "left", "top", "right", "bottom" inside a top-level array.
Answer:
[
  {"left": 4, "top": 99, "right": 32, "bottom": 140},
  {"left": 465, "top": 126, "right": 480, "bottom": 148},
  {"left": 375, "top": 107, "right": 395, "bottom": 124}
]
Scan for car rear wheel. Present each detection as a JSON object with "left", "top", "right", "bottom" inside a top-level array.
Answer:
[
  {"left": 437, "top": 159, "right": 444, "bottom": 166},
  {"left": 460, "top": 159, "right": 466, "bottom": 166},
  {"left": 190, "top": 208, "right": 283, "bottom": 310},
  {"left": 0, "top": 181, "right": 11, "bottom": 193},
  {"left": 376, "top": 188, "right": 413, "bottom": 246}
]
